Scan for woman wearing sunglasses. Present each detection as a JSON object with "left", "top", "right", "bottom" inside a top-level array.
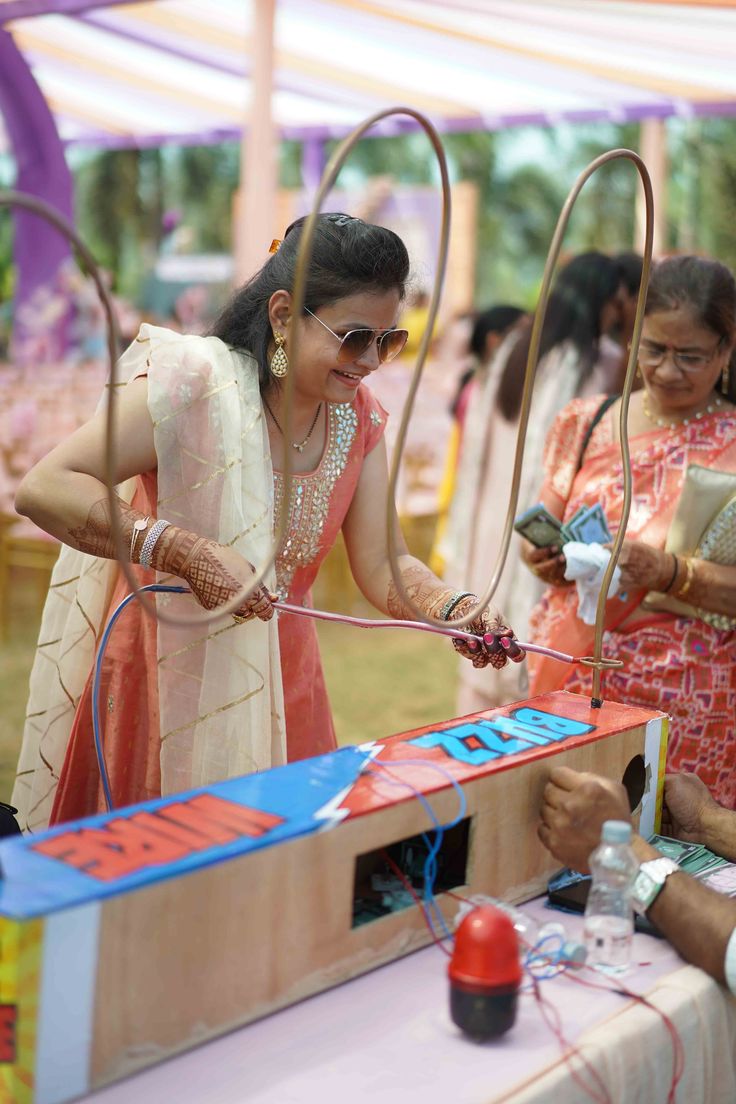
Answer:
[
  {"left": 12, "top": 213, "right": 524, "bottom": 831},
  {"left": 524, "top": 255, "right": 736, "bottom": 809}
]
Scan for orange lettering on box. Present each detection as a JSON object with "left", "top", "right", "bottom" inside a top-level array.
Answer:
[{"left": 33, "top": 796, "right": 285, "bottom": 882}]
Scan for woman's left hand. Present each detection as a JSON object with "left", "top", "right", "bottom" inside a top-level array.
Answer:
[
  {"left": 449, "top": 597, "right": 526, "bottom": 670},
  {"left": 614, "top": 539, "right": 674, "bottom": 591}
]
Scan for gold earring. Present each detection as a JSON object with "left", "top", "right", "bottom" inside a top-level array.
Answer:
[
  {"left": 722, "top": 359, "right": 731, "bottom": 396},
  {"left": 270, "top": 331, "right": 288, "bottom": 378}
]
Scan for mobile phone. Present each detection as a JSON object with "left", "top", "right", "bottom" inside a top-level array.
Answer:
[{"left": 513, "top": 503, "right": 563, "bottom": 549}]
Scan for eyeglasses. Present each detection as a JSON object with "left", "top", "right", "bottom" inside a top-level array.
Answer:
[
  {"left": 637, "top": 338, "right": 723, "bottom": 375},
  {"left": 304, "top": 307, "right": 409, "bottom": 365}
]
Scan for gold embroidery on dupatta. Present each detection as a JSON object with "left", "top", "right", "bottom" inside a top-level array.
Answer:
[
  {"left": 152, "top": 378, "right": 237, "bottom": 429},
  {"left": 159, "top": 683, "right": 265, "bottom": 744}
]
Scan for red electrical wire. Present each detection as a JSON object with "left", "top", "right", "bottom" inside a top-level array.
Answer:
[
  {"left": 530, "top": 975, "right": 613, "bottom": 1104},
  {"left": 563, "top": 968, "right": 684, "bottom": 1102}
]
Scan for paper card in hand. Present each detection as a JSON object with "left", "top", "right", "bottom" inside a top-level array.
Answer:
[
  {"left": 513, "top": 504, "right": 563, "bottom": 548},
  {"left": 567, "top": 503, "right": 612, "bottom": 545},
  {"left": 560, "top": 506, "right": 589, "bottom": 544}
]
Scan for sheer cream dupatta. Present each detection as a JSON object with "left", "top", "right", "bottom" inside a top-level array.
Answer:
[
  {"left": 13, "top": 324, "right": 285, "bottom": 832},
  {"left": 148, "top": 325, "right": 285, "bottom": 792}
]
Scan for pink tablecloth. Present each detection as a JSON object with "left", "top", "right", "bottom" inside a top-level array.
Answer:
[{"left": 85, "top": 898, "right": 736, "bottom": 1104}]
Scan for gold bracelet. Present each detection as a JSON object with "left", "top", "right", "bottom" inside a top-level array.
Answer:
[{"left": 675, "top": 556, "right": 695, "bottom": 599}]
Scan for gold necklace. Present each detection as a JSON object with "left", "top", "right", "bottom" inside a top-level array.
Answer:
[
  {"left": 263, "top": 395, "right": 323, "bottom": 453},
  {"left": 642, "top": 394, "right": 723, "bottom": 430}
]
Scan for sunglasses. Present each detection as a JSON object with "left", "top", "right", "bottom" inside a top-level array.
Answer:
[{"left": 305, "top": 307, "right": 409, "bottom": 365}]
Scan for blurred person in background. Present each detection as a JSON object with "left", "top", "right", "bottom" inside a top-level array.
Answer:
[
  {"left": 447, "top": 251, "right": 628, "bottom": 716},
  {"left": 430, "top": 305, "right": 525, "bottom": 576}
]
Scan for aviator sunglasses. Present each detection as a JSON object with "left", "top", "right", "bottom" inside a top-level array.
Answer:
[{"left": 305, "top": 307, "right": 409, "bottom": 365}]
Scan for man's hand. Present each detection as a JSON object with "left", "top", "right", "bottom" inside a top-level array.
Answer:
[
  {"left": 661, "top": 773, "right": 721, "bottom": 845},
  {"left": 538, "top": 766, "right": 632, "bottom": 873}
]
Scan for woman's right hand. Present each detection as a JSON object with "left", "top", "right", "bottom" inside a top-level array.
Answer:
[
  {"left": 182, "top": 539, "right": 276, "bottom": 622},
  {"left": 524, "top": 544, "right": 570, "bottom": 587}
]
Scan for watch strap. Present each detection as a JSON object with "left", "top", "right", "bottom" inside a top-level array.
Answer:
[{"left": 631, "top": 857, "right": 679, "bottom": 916}]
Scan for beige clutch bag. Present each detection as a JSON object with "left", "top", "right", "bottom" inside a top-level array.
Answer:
[{"left": 643, "top": 463, "right": 736, "bottom": 630}]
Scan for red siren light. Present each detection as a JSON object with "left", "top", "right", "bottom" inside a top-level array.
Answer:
[{"left": 448, "top": 905, "right": 522, "bottom": 1040}]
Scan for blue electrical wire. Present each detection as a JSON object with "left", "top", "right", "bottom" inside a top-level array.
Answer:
[
  {"left": 366, "top": 758, "right": 467, "bottom": 944},
  {"left": 92, "top": 583, "right": 188, "bottom": 812}
]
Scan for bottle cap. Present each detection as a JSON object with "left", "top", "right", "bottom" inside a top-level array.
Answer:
[{"left": 601, "top": 819, "right": 632, "bottom": 844}]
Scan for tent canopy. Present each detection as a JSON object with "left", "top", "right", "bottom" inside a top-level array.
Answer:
[{"left": 1, "top": 0, "right": 736, "bottom": 152}]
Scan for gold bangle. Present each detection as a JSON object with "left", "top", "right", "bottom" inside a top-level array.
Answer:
[{"left": 675, "top": 556, "right": 695, "bottom": 599}]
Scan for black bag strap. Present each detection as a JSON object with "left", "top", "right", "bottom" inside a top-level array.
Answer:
[{"left": 576, "top": 394, "right": 618, "bottom": 474}]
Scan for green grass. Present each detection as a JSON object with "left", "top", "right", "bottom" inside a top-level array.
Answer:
[
  {"left": 0, "top": 550, "right": 458, "bottom": 805},
  {"left": 317, "top": 618, "right": 457, "bottom": 746}
]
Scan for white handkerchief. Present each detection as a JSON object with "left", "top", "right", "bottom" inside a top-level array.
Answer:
[{"left": 562, "top": 541, "right": 622, "bottom": 625}]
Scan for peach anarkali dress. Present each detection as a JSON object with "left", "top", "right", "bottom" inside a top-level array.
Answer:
[{"left": 13, "top": 327, "right": 386, "bottom": 830}]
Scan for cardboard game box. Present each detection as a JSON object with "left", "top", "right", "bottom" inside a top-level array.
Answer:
[{"left": 0, "top": 691, "right": 666, "bottom": 1103}]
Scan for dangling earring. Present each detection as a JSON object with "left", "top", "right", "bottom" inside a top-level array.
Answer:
[
  {"left": 270, "top": 331, "right": 288, "bottom": 378},
  {"left": 721, "top": 359, "right": 731, "bottom": 396}
]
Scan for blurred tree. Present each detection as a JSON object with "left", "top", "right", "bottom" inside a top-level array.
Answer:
[
  {"left": 73, "top": 149, "right": 147, "bottom": 297},
  {"left": 3, "top": 117, "right": 736, "bottom": 324}
]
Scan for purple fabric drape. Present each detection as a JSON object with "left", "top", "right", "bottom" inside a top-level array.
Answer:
[{"left": 0, "top": 28, "right": 73, "bottom": 315}]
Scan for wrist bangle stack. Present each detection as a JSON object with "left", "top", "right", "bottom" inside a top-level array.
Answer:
[
  {"left": 662, "top": 553, "right": 679, "bottom": 594},
  {"left": 675, "top": 556, "right": 695, "bottom": 600},
  {"left": 439, "top": 590, "right": 477, "bottom": 621},
  {"left": 138, "top": 519, "right": 171, "bottom": 569}
]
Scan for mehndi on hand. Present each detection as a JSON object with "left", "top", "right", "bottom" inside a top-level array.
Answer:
[{"left": 448, "top": 596, "right": 526, "bottom": 670}]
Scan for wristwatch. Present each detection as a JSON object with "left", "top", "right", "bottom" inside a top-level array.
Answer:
[{"left": 631, "top": 857, "right": 679, "bottom": 916}]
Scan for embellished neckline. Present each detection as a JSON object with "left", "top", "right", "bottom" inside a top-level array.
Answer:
[{"left": 273, "top": 402, "right": 336, "bottom": 479}]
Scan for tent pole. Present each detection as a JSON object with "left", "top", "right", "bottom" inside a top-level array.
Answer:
[
  {"left": 236, "top": 0, "right": 277, "bottom": 282},
  {"left": 635, "top": 117, "right": 666, "bottom": 256}
]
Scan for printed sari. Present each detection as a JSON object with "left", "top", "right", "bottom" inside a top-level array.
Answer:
[{"left": 528, "top": 395, "right": 736, "bottom": 808}]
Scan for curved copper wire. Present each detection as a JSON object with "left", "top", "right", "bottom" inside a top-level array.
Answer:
[
  {"left": 0, "top": 188, "right": 296, "bottom": 626},
  {"left": 3, "top": 142, "right": 653, "bottom": 694},
  {"left": 287, "top": 107, "right": 452, "bottom": 624},
  {"left": 430, "top": 150, "right": 653, "bottom": 642}
]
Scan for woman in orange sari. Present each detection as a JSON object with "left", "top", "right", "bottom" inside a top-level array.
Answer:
[{"left": 525, "top": 256, "right": 736, "bottom": 809}]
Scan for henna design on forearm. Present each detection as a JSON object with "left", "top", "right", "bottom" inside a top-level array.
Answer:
[
  {"left": 67, "top": 497, "right": 144, "bottom": 560},
  {"left": 151, "top": 527, "right": 206, "bottom": 577},
  {"left": 386, "top": 563, "right": 454, "bottom": 620},
  {"left": 177, "top": 540, "right": 244, "bottom": 611}
]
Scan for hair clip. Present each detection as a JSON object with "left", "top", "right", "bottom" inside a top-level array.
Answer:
[
  {"left": 269, "top": 239, "right": 282, "bottom": 254},
  {"left": 326, "top": 214, "right": 358, "bottom": 227}
]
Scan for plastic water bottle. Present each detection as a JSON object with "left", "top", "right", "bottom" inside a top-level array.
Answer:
[{"left": 583, "top": 820, "right": 638, "bottom": 974}]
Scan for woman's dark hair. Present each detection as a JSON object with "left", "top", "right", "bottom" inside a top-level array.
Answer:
[
  {"left": 616, "top": 251, "right": 644, "bottom": 297},
  {"left": 210, "top": 213, "right": 410, "bottom": 385},
  {"left": 469, "top": 304, "right": 525, "bottom": 359},
  {"left": 497, "top": 251, "right": 624, "bottom": 422},
  {"left": 644, "top": 254, "right": 736, "bottom": 400},
  {"left": 448, "top": 305, "right": 525, "bottom": 419}
]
